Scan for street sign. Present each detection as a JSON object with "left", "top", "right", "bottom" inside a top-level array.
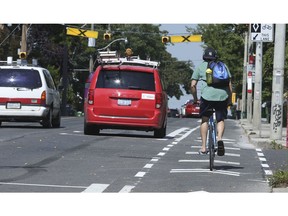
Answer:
[
  {"left": 250, "top": 24, "right": 273, "bottom": 42},
  {"left": 66, "top": 27, "right": 98, "bottom": 39},
  {"left": 170, "top": 35, "right": 202, "bottom": 43}
]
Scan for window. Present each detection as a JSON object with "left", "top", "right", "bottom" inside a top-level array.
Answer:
[
  {"left": 43, "top": 70, "right": 56, "bottom": 89},
  {"left": 96, "top": 70, "right": 155, "bottom": 91},
  {"left": 0, "top": 69, "right": 42, "bottom": 88}
]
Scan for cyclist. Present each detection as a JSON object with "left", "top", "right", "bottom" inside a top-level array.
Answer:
[{"left": 190, "top": 47, "right": 232, "bottom": 156}]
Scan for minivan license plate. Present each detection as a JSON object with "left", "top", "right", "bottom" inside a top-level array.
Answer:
[
  {"left": 117, "top": 99, "right": 131, "bottom": 106},
  {"left": 7, "top": 102, "right": 21, "bottom": 109}
]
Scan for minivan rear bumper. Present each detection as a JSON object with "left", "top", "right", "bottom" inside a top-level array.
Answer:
[
  {"left": 0, "top": 106, "right": 49, "bottom": 121},
  {"left": 85, "top": 107, "right": 164, "bottom": 130}
]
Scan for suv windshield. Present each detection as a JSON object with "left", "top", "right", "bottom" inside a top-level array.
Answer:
[
  {"left": 96, "top": 70, "right": 155, "bottom": 91},
  {"left": 0, "top": 69, "right": 42, "bottom": 88}
]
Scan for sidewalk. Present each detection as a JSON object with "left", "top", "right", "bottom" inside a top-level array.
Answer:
[
  {"left": 239, "top": 118, "right": 288, "bottom": 193},
  {"left": 239, "top": 118, "right": 287, "bottom": 149}
]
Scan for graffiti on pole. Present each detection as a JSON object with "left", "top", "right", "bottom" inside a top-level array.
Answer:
[{"left": 272, "top": 104, "right": 282, "bottom": 132}]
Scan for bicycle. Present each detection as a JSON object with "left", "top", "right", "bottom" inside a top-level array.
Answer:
[{"left": 206, "top": 108, "right": 217, "bottom": 171}]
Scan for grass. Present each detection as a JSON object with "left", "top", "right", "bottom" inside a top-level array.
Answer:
[
  {"left": 270, "top": 140, "right": 284, "bottom": 150},
  {"left": 269, "top": 169, "right": 288, "bottom": 188}
]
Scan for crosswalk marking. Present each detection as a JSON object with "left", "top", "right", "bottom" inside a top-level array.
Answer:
[
  {"left": 82, "top": 183, "right": 109, "bottom": 193},
  {"left": 179, "top": 159, "right": 240, "bottom": 165},
  {"left": 170, "top": 169, "right": 240, "bottom": 176},
  {"left": 119, "top": 185, "right": 135, "bottom": 193}
]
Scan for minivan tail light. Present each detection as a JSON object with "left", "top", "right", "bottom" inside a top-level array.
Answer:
[
  {"left": 155, "top": 93, "right": 162, "bottom": 109},
  {"left": 41, "top": 91, "right": 46, "bottom": 104},
  {"left": 88, "top": 89, "right": 94, "bottom": 105}
]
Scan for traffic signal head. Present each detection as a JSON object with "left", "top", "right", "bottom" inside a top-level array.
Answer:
[
  {"left": 103, "top": 33, "right": 111, "bottom": 41},
  {"left": 162, "top": 36, "right": 170, "bottom": 43},
  {"left": 19, "top": 52, "right": 26, "bottom": 59}
]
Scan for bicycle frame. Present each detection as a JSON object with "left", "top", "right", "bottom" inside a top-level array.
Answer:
[{"left": 206, "top": 111, "right": 217, "bottom": 171}]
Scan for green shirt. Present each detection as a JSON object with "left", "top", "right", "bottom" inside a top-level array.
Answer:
[{"left": 191, "top": 61, "right": 231, "bottom": 101}]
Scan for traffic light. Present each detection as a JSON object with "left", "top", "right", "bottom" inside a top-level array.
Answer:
[
  {"left": 162, "top": 36, "right": 170, "bottom": 43},
  {"left": 103, "top": 33, "right": 111, "bottom": 41},
  {"left": 19, "top": 52, "right": 26, "bottom": 59}
]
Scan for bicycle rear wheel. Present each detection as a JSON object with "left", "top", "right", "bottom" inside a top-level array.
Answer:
[{"left": 208, "top": 124, "right": 215, "bottom": 171}]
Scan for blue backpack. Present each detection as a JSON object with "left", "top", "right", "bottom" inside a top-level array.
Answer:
[{"left": 207, "top": 61, "right": 230, "bottom": 87}]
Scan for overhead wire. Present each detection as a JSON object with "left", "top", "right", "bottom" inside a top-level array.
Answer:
[{"left": 0, "top": 24, "right": 21, "bottom": 47}]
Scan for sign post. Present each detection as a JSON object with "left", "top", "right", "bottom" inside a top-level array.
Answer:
[{"left": 250, "top": 24, "right": 274, "bottom": 132}]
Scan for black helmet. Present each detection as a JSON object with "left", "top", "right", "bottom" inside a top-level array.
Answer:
[{"left": 202, "top": 47, "right": 218, "bottom": 61}]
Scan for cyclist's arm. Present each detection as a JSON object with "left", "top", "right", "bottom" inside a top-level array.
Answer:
[{"left": 191, "top": 79, "right": 198, "bottom": 103}]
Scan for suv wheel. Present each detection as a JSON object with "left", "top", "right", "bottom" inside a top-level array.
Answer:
[
  {"left": 42, "top": 109, "right": 53, "bottom": 128},
  {"left": 84, "top": 120, "right": 100, "bottom": 135},
  {"left": 52, "top": 110, "right": 61, "bottom": 128},
  {"left": 154, "top": 122, "right": 166, "bottom": 138}
]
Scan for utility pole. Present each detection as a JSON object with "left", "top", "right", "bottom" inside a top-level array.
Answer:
[
  {"left": 252, "top": 41, "right": 263, "bottom": 131},
  {"left": 270, "top": 24, "right": 286, "bottom": 140},
  {"left": 20, "top": 24, "right": 27, "bottom": 52},
  {"left": 241, "top": 31, "right": 248, "bottom": 118}
]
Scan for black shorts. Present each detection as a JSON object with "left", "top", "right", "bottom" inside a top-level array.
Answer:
[{"left": 199, "top": 97, "right": 228, "bottom": 122}]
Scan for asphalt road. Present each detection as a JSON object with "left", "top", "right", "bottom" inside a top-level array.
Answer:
[{"left": 0, "top": 116, "right": 274, "bottom": 193}]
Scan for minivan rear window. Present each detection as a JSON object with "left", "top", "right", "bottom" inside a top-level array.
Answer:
[
  {"left": 0, "top": 69, "right": 42, "bottom": 88},
  {"left": 96, "top": 70, "right": 155, "bottom": 91}
]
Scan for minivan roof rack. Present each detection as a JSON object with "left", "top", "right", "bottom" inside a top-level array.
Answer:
[
  {"left": 98, "top": 50, "right": 160, "bottom": 68},
  {"left": 0, "top": 57, "right": 39, "bottom": 67}
]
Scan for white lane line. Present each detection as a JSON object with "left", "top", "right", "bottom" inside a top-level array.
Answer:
[
  {"left": 179, "top": 159, "right": 240, "bottom": 165},
  {"left": 82, "top": 183, "right": 109, "bottom": 193},
  {"left": 185, "top": 152, "right": 240, "bottom": 157},
  {"left": 163, "top": 147, "right": 170, "bottom": 151},
  {"left": 135, "top": 172, "right": 146, "bottom": 178},
  {"left": 175, "top": 127, "right": 200, "bottom": 142},
  {"left": 264, "top": 170, "right": 273, "bottom": 175},
  {"left": 190, "top": 146, "right": 241, "bottom": 151},
  {"left": 144, "top": 164, "right": 154, "bottom": 169},
  {"left": 166, "top": 127, "right": 190, "bottom": 138},
  {"left": 170, "top": 169, "right": 240, "bottom": 176},
  {"left": 255, "top": 149, "right": 273, "bottom": 176},
  {"left": 157, "top": 152, "right": 166, "bottom": 156},
  {"left": 119, "top": 185, "right": 135, "bottom": 193},
  {"left": 0, "top": 182, "right": 87, "bottom": 189},
  {"left": 151, "top": 157, "right": 160, "bottom": 162}
]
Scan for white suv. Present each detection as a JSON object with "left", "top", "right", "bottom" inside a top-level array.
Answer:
[{"left": 0, "top": 60, "right": 61, "bottom": 128}]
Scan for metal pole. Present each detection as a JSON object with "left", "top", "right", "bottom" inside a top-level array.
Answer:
[
  {"left": 241, "top": 32, "right": 248, "bottom": 118},
  {"left": 270, "top": 24, "right": 286, "bottom": 140},
  {"left": 252, "top": 42, "right": 263, "bottom": 131},
  {"left": 89, "top": 24, "right": 94, "bottom": 73},
  {"left": 247, "top": 27, "right": 253, "bottom": 123}
]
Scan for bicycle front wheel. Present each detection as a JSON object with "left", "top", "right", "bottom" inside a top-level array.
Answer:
[{"left": 208, "top": 125, "right": 215, "bottom": 171}]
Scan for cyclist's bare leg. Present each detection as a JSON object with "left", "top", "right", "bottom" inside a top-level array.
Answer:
[
  {"left": 216, "top": 120, "right": 225, "bottom": 141},
  {"left": 200, "top": 116, "right": 209, "bottom": 152}
]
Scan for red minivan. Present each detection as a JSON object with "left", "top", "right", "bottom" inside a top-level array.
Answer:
[{"left": 84, "top": 52, "right": 168, "bottom": 138}]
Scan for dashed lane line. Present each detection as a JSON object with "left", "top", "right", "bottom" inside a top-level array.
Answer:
[{"left": 255, "top": 148, "right": 273, "bottom": 176}]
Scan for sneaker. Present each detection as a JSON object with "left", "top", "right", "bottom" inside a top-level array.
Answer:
[
  {"left": 198, "top": 149, "right": 208, "bottom": 155},
  {"left": 217, "top": 140, "right": 225, "bottom": 156}
]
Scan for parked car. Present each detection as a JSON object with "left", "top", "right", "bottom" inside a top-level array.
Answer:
[
  {"left": 0, "top": 58, "right": 61, "bottom": 128},
  {"left": 168, "top": 108, "right": 180, "bottom": 118},
  {"left": 84, "top": 51, "right": 168, "bottom": 138},
  {"left": 183, "top": 99, "right": 200, "bottom": 118}
]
